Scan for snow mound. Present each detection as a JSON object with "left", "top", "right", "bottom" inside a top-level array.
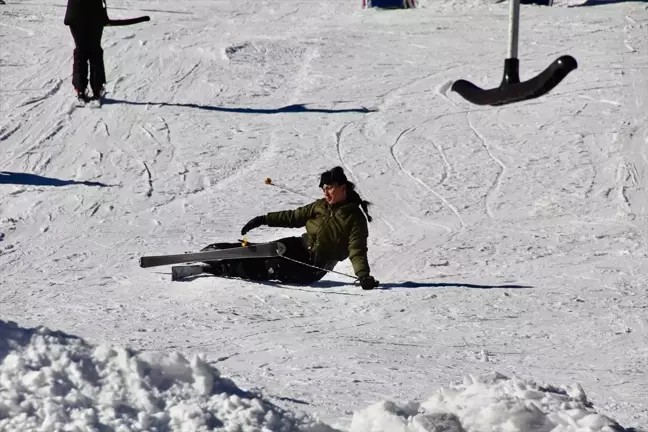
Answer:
[
  {"left": 1, "top": 320, "right": 634, "bottom": 432},
  {"left": 0, "top": 320, "right": 335, "bottom": 432},
  {"left": 350, "top": 372, "right": 628, "bottom": 432}
]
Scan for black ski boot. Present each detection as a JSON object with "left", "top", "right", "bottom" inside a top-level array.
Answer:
[
  {"left": 75, "top": 88, "right": 90, "bottom": 105},
  {"left": 203, "top": 261, "right": 232, "bottom": 277},
  {"left": 89, "top": 85, "right": 105, "bottom": 107}
]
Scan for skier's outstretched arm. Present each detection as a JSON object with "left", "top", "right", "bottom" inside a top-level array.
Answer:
[{"left": 240, "top": 201, "right": 318, "bottom": 235}]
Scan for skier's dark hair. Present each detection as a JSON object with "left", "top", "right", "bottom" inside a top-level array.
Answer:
[{"left": 319, "top": 166, "right": 373, "bottom": 222}]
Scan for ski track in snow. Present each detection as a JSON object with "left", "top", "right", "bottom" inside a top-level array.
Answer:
[
  {"left": 388, "top": 126, "right": 459, "bottom": 233},
  {"left": 335, "top": 121, "right": 356, "bottom": 178},
  {"left": 466, "top": 111, "right": 506, "bottom": 220},
  {"left": 337, "top": 70, "right": 467, "bottom": 237}
]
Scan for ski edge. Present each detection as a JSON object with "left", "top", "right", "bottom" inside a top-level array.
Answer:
[
  {"left": 171, "top": 265, "right": 208, "bottom": 281},
  {"left": 140, "top": 241, "right": 286, "bottom": 269}
]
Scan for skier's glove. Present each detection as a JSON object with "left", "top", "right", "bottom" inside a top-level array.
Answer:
[
  {"left": 359, "top": 275, "right": 379, "bottom": 290},
  {"left": 241, "top": 216, "right": 266, "bottom": 235}
]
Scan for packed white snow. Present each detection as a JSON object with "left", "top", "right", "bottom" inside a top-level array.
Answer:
[
  {"left": 351, "top": 373, "right": 629, "bottom": 432},
  {"left": 0, "top": 320, "right": 633, "bottom": 432},
  {"left": 0, "top": 320, "right": 334, "bottom": 432}
]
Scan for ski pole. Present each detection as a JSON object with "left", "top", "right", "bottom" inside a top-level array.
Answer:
[
  {"left": 265, "top": 178, "right": 317, "bottom": 201},
  {"left": 280, "top": 255, "right": 359, "bottom": 281}
]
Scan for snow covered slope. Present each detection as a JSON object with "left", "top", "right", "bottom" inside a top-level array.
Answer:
[{"left": 1, "top": 0, "right": 646, "bottom": 430}]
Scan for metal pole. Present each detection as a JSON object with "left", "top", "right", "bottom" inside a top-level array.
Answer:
[
  {"left": 281, "top": 255, "right": 359, "bottom": 281},
  {"left": 507, "top": 0, "right": 520, "bottom": 59}
]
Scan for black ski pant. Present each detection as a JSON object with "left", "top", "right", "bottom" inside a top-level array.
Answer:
[
  {"left": 202, "top": 236, "right": 327, "bottom": 284},
  {"left": 69, "top": 24, "right": 105, "bottom": 95}
]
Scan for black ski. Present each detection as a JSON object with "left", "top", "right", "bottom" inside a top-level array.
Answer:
[{"left": 139, "top": 241, "right": 286, "bottom": 268}]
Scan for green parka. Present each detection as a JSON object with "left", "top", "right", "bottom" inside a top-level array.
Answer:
[{"left": 265, "top": 199, "right": 370, "bottom": 278}]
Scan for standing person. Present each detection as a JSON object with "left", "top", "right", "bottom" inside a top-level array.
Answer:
[
  {"left": 64, "top": 0, "right": 109, "bottom": 103},
  {"left": 201, "top": 167, "right": 380, "bottom": 290}
]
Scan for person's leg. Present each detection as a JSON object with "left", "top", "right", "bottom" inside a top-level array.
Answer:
[
  {"left": 204, "top": 257, "right": 269, "bottom": 281},
  {"left": 200, "top": 237, "right": 322, "bottom": 283},
  {"left": 69, "top": 25, "right": 89, "bottom": 96},
  {"left": 201, "top": 240, "right": 269, "bottom": 280},
  {"left": 266, "top": 237, "right": 325, "bottom": 284},
  {"left": 88, "top": 26, "right": 105, "bottom": 98}
]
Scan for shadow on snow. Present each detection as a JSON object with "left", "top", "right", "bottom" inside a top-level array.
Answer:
[
  {"left": 313, "top": 280, "right": 533, "bottom": 290},
  {"left": 102, "top": 98, "right": 376, "bottom": 114},
  {"left": 0, "top": 320, "right": 82, "bottom": 364},
  {"left": 0, "top": 171, "right": 112, "bottom": 187},
  {"left": 569, "top": 0, "right": 647, "bottom": 6},
  {"left": 166, "top": 273, "right": 532, "bottom": 291}
]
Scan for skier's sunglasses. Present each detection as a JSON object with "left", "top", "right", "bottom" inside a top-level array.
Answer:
[{"left": 321, "top": 184, "right": 344, "bottom": 193}]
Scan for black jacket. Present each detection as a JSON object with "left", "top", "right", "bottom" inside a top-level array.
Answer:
[{"left": 64, "top": 0, "right": 109, "bottom": 26}]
